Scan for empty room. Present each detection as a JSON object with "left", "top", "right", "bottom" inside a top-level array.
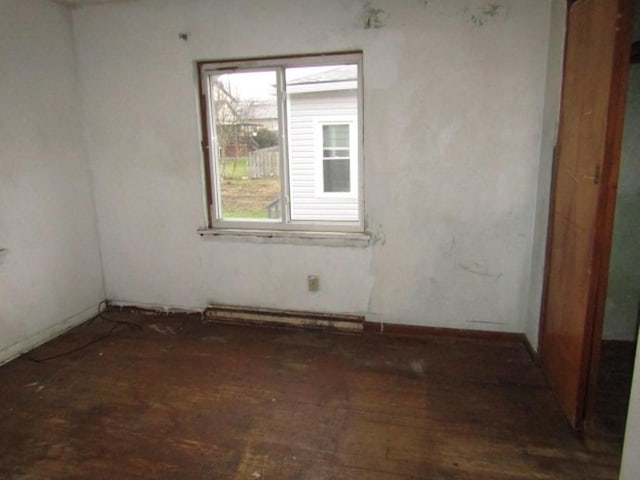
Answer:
[{"left": 1, "top": 0, "right": 639, "bottom": 478}]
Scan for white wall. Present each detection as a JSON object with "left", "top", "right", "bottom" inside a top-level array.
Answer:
[
  {"left": 0, "top": 0, "right": 105, "bottom": 364},
  {"left": 524, "top": 0, "right": 566, "bottom": 350},
  {"left": 73, "top": 0, "right": 551, "bottom": 332}
]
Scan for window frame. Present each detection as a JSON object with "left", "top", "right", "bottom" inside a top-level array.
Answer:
[{"left": 197, "top": 51, "right": 364, "bottom": 234}]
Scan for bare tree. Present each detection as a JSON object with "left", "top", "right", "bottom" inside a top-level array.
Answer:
[{"left": 212, "top": 79, "right": 258, "bottom": 181}]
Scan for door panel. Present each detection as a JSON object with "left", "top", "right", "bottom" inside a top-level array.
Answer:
[{"left": 540, "top": 0, "right": 632, "bottom": 428}]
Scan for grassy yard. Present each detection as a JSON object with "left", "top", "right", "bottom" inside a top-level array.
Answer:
[
  {"left": 220, "top": 156, "right": 248, "bottom": 179},
  {"left": 219, "top": 157, "right": 280, "bottom": 219}
]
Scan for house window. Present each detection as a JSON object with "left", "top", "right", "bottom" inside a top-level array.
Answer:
[
  {"left": 197, "top": 52, "right": 363, "bottom": 232},
  {"left": 321, "top": 123, "right": 353, "bottom": 193}
]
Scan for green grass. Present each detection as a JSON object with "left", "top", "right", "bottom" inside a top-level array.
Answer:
[
  {"left": 218, "top": 157, "right": 280, "bottom": 219},
  {"left": 220, "top": 157, "right": 248, "bottom": 179}
]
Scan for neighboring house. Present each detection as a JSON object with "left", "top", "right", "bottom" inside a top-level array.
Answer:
[
  {"left": 248, "top": 101, "right": 278, "bottom": 132},
  {"left": 287, "top": 65, "right": 359, "bottom": 222}
]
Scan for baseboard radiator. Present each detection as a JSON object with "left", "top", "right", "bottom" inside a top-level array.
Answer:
[{"left": 205, "top": 304, "right": 364, "bottom": 334}]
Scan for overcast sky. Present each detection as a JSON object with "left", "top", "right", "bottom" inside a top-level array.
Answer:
[{"left": 221, "top": 66, "right": 345, "bottom": 101}]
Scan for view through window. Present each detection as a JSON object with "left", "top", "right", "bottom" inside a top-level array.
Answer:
[{"left": 199, "top": 53, "right": 362, "bottom": 231}]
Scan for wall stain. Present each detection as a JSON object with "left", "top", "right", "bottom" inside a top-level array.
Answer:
[
  {"left": 458, "top": 262, "right": 503, "bottom": 281},
  {"left": 467, "top": 3, "right": 505, "bottom": 27},
  {"left": 367, "top": 224, "right": 386, "bottom": 246},
  {"left": 445, "top": 235, "right": 456, "bottom": 256},
  {"left": 363, "top": 1, "right": 387, "bottom": 29}
]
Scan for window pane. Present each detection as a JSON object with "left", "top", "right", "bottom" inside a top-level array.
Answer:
[
  {"left": 323, "top": 159, "right": 350, "bottom": 192},
  {"left": 323, "top": 148, "right": 350, "bottom": 158},
  {"left": 286, "top": 64, "right": 357, "bottom": 89},
  {"left": 284, "top": 62, "right": 359, "bottom": 222},
  {"left": 323, "top": 124, "right": 349, "bottom": 148},
  {"left": 211, "top": 70, "right": 281, "bottom": 220},
  {"left": 322, "top": 124, "right": 350, "bottom": 192}
]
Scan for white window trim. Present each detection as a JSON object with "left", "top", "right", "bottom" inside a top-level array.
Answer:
[
  {"left": 197, "top": 227, "right": 370, "bottom": 247},
  {"left": 313, "top": 118, "right": 358, "bottom": 199},
  {"left": 198, "top": 52, "right": 364, "bottom": 235}
]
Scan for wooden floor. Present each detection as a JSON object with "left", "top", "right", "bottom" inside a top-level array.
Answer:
[{"left": 0, "top": 311, "right": 626, "bottom": 479}]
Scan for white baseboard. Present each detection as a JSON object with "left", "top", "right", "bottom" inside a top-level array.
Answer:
[{"left": 0, "top": 304, "right": 100, "bottom": 366}]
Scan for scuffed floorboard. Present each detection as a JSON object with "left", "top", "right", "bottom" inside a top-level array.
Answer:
[{"left": 0, "top": 311, "right": 625, "bottom": 479}]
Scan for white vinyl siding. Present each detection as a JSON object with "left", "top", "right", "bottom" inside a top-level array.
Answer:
[{"left": 288, "top": 90, "right": 358, "bottom": 222}]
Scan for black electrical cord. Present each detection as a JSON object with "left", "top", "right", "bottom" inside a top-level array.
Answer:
[
  {"left": 20, "top": 300, "right": 142, "bottom": 363},
  {"left": 21, "top": 323, "right": 124, "bottom": 363}
]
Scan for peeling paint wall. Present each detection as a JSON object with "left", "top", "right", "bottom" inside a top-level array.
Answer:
[
  {"left": 0, "top": 0, "right": 104, "bottom": 363},
  {"left": 73, "top": 0, "right": 551, "bottom": 333}
]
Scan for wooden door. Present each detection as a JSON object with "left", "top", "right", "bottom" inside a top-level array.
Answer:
[{"left": 539, "top": 0, "right": 632, "bottom": 429}]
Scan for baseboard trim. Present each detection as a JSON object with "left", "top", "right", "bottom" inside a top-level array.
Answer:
[
  {"left": 108, "top": 302, "right": 364, "bottom": 334},
  {"left": 108, "top": 301, "right": 205, "bottom": 317},
  {"left": 0, "top": 304, "right": 100, "bottom": 366},
  {"left": 363, "top": 321, "right": 524, "bottom": 343},
  {"left": 92, "top": 302, "right": 527, "bottom": 343},
  {"left": 205, "top": 304, "right": 364, "bottom": 334}
]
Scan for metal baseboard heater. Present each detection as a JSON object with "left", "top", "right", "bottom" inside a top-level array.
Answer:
[{"left": 205, "top": 304, "right": 364, "bottom": 334}]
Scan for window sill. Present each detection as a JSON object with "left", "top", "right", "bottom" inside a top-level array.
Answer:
[{"left": 198, "top": 228, "right": 370, "bottom": 247}]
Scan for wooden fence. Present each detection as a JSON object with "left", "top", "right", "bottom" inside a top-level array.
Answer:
[{"left": 247, "top": 147, "right": 280, "bottom": 178}]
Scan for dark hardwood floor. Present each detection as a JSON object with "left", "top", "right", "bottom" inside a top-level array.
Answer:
[
  {"left": 0, "top": 311, "right": 626, "bottom": 479},
  {"left": 593, "top": 340, "right": 636, "bottom": 440}
]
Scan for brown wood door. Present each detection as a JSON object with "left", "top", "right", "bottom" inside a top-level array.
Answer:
[{"left": 539, "top": 0, "right": 632, "bottom": 429}]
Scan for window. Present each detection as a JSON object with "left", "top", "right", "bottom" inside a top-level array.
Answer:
[
  {"left": 197, "top": 52, "right": 363, "bottom": 233},
  {"left": 319, "top": 122, "right": 355, "bottom": 194}
]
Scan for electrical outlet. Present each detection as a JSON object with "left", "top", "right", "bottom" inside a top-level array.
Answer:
[{"left": 308, "top": 275, "right": 320, "bottom": 292}]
